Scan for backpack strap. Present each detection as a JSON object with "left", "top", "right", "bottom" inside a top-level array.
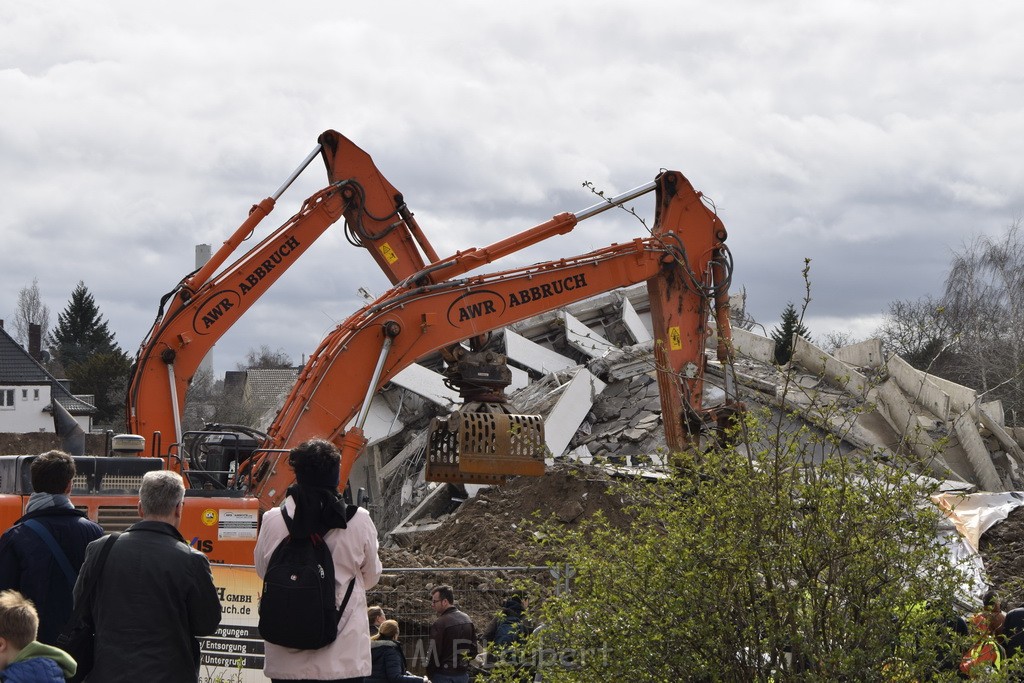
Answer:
[
  {"left": 66, "top": 533, "right": 120, "bottom": 625},
  {"left": 279, "top": 497, "right": 360, "bottom": 536},
  {"left": 23, "top": 518, "right": 77, "bottom": 589},
  {"left": 280, "top": 500, "right": 294, "bottom": 534},
  {"left": 336, "top": 576, "right": 356, "bottom": 621}
]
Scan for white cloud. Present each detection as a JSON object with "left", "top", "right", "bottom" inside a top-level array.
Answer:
[{"left": 2, "top": 0, "right": 1023, "bottom": 382}]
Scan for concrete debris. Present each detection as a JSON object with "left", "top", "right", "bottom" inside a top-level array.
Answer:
[{"left": 352, "top": 285, "right": 1024, "bottom": 551}]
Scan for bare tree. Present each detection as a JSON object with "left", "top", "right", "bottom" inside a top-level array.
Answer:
[
  {"left": 239, "top": 345, "right": 293, "bottom": 370},
  {"left": 728, "top": 285, "right": 758, "bottom": 332},
  {"left": 13, "top": 278, "right": 50, "bottom": 349},
  {"left": 942, "top": 222, "right": 1024, "bottom": 419},
  {"left": 874, "top": 296, "right": 959, "bottom": 374},
  {"left": 819, "top": 330, "right": 861, "bottom": 354},
  {"left": 880, "top": 221, "right": 1024, "bottom": 422}
]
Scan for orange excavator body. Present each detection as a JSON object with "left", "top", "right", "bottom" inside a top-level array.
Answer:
[{"left": 2, "top": 131, "right": 737, "bottom": 565}]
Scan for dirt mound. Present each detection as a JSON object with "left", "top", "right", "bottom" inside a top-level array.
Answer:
[
  {"left": 979, "top": 505, "right": 1024, "bottom": 608},
  {"left": 371, "top": 464, "right": 634, "bottom": 628},
  {"left": 403, "top": 463, "right": 633, "bottom": 567},
  {"left": 383, "top": 462, "right": 1024, "bottom": 618}
]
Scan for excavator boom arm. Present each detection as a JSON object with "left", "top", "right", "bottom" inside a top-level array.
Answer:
[
  {"left": 318, "top": 130, "right": 440, "bottom": 284},
  {"left": 250, "top": 171, "right": 731, "bottom": 507},
  {"left": 126, "top": 186, "right": 349, "bottom": 449},
  {"left": 126, "top": 131, "right": 452, "bottom": 457}
]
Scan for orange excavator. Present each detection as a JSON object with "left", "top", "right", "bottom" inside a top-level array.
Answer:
[{"left": 0, "top": 131, "right": 738, "bottom": 563}]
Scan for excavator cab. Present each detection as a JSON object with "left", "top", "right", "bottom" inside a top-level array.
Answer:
[{"left": 425, "top": 338, "right": 546, "bottom": 483}]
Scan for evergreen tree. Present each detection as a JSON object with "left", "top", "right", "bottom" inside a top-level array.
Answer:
[
  {"left": 70, "top": 351, "right": 132, "bottom": 431},
  {"left": 48, "top": 281, "right": 129, "bottom": 427},
  {"left": 771, "top": 301, "right": 811, "bottom": 365},
  {"left": 48, "top": 281, "right": 119, "bottom": 368}
]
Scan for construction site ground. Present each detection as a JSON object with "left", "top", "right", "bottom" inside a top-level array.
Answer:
[
  {"left": 3, "top": 433, "right": 1021, "bottom": 614},
  {"left": 376, "top": 463, "right": 1024, "bottom": 621}
]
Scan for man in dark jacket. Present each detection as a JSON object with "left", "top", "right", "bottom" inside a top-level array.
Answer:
[
  {"left": 0, "top": 450, "right": 103, "bottom": 644},
  {"left": 74, "top": 469, "right": 221, "bottom": 682},
  {"left": 427, "top": 584, "right": 477, "bottom": 683}
]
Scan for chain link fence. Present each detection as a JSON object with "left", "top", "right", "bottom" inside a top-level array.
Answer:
[{"left": 366, "top": 564, "right": 570, "bottom": 675}]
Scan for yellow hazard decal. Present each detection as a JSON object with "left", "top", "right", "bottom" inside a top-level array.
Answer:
[
  {"left": 380, "top": 243, "right": 399, "bottom": 264},
  {"left": 669, "top": 326, "right": 682, "bottom": 350},
  {"left": 202, "top": 508, "right": 218, "bottom": 526}
]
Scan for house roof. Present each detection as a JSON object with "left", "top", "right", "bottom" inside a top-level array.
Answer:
[
  {"left": 0, "top": 325, "right": 97, "bottom": 415},
  {"left": 244, "top": 367, "right": 301, "bottom": 416}
]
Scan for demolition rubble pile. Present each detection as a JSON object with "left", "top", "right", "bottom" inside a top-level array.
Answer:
[
  {"left": 366, "top": 287, "right": 1024, "bottom": 611},
  {"left": 370, "top": 462, "right": 632, "bottom": 627},
  {"left": 371, "top": 460, "right": 1024, "bottom": 622},
  {"left": 384, "top": 462, "right": 632, "bottom": 567}
]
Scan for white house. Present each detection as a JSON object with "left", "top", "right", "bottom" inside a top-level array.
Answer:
[{"left": 0, "top": 323, "right": 96, "bottom": 433}]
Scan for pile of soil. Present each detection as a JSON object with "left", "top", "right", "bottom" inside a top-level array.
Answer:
[
  {"left": 410, "top": 463, "right": 633, "bottom": 567},
  {"left": 979, "top": 505, "right": 1024, "bottom": 608},
  {"left": 371, "top": 463, "right": 634, "bottom": 627}
]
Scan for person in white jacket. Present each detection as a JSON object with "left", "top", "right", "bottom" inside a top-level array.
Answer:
[{"left": 255, "top": 439, "right": 383, "bottom": 683}]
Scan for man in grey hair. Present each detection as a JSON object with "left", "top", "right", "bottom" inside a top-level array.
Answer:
[{"left": 74, "top": 469, "right": 222, "bottom": 682}]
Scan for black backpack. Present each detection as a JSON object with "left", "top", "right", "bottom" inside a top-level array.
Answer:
[{"left": 258, "top": 502, "right": 357, "bottom": 649}]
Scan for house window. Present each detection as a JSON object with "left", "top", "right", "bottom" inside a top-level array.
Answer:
[
  {"left": 21, "top": 389, "right": 28, "bottom": 400},
  {"left": 33, "top": 389, "right": 40, "bottom": 401},
  {"left": 0, "top": 389, "right": 14, "bottom": 409}
]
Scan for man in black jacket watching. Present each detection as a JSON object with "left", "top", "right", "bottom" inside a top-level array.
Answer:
[
  {"left": 427, "top": 584, "right": 477, "bottom": 683},
  {"left": 75, "top": 469, "right": 221, "bottom": 682},
  {"left": 0, "top": 450, "right": 103, "bottom": 644}
]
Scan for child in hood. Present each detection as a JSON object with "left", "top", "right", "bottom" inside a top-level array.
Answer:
[{"left": 0, "top": 590, "right": 76, "bottom": 682}]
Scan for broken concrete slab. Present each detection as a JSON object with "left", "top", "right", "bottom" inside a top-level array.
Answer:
[
  {"left": 391, "top": 363, "right": 460, "bottom": 407},
  {"left": 544, "top": 368, "right": 607, "bottom": 460},
  {"left": 730, "top": 327, "right": 776, "bottom": 364},
  {"left": 620, "top": 296, "right": 652, "bottom": 344},
  {"left": 563, "top": 311, "right": 615, "bottom": 358},
  {"left": 504, "top": 329, "right": 577, "bottom": 375},
  {"left": 832, "top": 338, "right": 884, "bottom": 369},
  {"left": 953, "top": 410, "right": 1004, "bottom": 492},
  {"left": 886, "top": 355, "right": 951, "bottom": 423},
  {"left": 792, "top": 336, "right": 869, "bottom": 399}
]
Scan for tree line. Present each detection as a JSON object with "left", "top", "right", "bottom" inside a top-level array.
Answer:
[
  {"left": 12, "top": 280, "right": 129, "bottom": 428},
  {"left": 762, "top": 222, "right": 1024, "bottom": 426},
  {"left": 13, "top": 218, "right": 1024, "bottom": 432},
  {"left": 10, "top": 280, "right": 292, "bottom": 432}
]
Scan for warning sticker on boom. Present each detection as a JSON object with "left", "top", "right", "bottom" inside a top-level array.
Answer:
[
  {"left": 669, "top": 326, "right": 682, "bottom": 350},
  {"left": 380, "top": 242, "right": 398, "bottom": 264}
]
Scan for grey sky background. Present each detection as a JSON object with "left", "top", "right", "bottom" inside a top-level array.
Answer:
[{"left": 2, "top": 1, "right": 1022, "bottom": 375}]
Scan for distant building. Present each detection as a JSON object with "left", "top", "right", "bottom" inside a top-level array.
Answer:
[
  {"left": 220, "top": 367, "right": 301, "bottom": 430},
  {"left": 0, "top": 321, "right": 96, "bottom": 433}
]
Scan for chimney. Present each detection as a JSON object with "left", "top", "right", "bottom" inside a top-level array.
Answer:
[
  {"left": 29, "top": 324, "right": 42, "bottom": 361},
  {"left": 0, "top": 319, "right": 4, "bottom": 329}
]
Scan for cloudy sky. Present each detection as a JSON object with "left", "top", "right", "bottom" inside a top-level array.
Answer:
[{"left": 2, "top": 1, "right": 1022, "bottom": 375}]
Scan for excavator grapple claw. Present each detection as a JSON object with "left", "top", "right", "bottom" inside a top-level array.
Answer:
[{"left": 425, "top": 404, "right": 546, "bottom": 483}]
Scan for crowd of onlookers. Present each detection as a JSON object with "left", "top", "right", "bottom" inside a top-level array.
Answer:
[{"left": 0, "top": 443, "right": 527, "bottom": 683}]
